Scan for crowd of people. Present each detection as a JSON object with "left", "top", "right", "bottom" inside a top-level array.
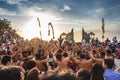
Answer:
[{"left": 0, "top": 22, "right": 120, "bottom": 80}]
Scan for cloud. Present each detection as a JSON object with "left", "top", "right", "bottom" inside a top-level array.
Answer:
[
  {"left": 115, "top": 16, "right": 120, "bottom": 20},
  {"left": 0, "top": 7, "right": 16, "bottom": 16},
  {"left": 18, "top": 5, "right": 43, "bottom": 16},
  {"left": 61, "top": 5, "right": 71, "bottom": 12},
  {"left": 6, "top": 0, "right": 27, "bottom": 5},
  {"left": 95, "top": 7, "right": 104, "bottom": 13},
  {"left": 18, "top": 5, "right": 63, "bottom": 22}
]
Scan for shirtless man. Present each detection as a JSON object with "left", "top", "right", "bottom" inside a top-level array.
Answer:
[
  {"left": 89, "top": 50, "right": 114, "bottom": 64},
  {"left": 54, "top": 50, "right": 70, "bottom": 72},
  {"left": 72, "top": 53, "right": 93, "bottom": 72}
]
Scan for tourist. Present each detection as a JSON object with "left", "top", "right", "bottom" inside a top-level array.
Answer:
[
  {"left": 103, "top": 59, "right": 120, "bottom": 80},
  {"left": 1, "top": 55, "right": 12, "bottom": 67}
]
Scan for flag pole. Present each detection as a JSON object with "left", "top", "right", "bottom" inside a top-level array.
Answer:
[
  {"left": 37, "top": 17, "right": 42, "bottom": 40},
  {"left": 102, "top": 18, "right": 105, "bottom": 42},
  {"left": 48, "top": 23, "right": 55, "bottom": 40}
]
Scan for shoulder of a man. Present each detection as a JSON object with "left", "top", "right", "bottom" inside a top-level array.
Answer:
[{"left": 104, "top": 69, "right": 120, "bottom": 80}]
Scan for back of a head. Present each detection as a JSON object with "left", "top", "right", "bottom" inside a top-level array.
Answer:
[
  {"left": 100, "top": 52, "right": 105, "bottom": 58},
  {"left": 63, "top": 52, "right": 68, "bottom": 57},
  {"left": 42, "top": 73, "right": 58, "bottom": 80},
  {"left": 106, "top": 50, "right": 112, "bottom": 55},
  {"left": 77, "top": 69, "right": 90, "bottom": 80},
  {"left": 1, "top": 55, "right": 11, "bottom": 65},
  {"left": 0, "top": 67, "right": 20, "bottom": 80},
  {"left": 59, "top": 73, "right": 75, "bottom": 80},
  {"left": 80, "top": 54, "right": 86, "bottom": 59},
  {"left": 43, "top": 73, "right": 75, "bottom": 80},
  {"left": 0, "top": 69, "right": 11, "bottom": 80},
  {"left": 92, "top": 63, "right": 104, "bottom": 73},
  {"left": 26, "top": 68, "right": 39, "bottom": 80},
  {"left": 56, "top": 53, "right": 62, "bottom": 61},
  {"left": 35, "top": 53, "right": 41, "bottom": 60},
  {"left": 26, "top": 60, "right": 36, "bottom": 70},
  {"left": 9, "top": 67, "right": 21, "bottom": 80},
  {"left": 104, "top": 59, "right": 114, "bottom": 69},
  {"left": 91, "top": 63, "right": 104, "bottom": 80}
]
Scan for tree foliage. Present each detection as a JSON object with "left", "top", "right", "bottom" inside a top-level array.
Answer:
[{"left": 0, "top": 18, "right": 21, "bottom": 43}]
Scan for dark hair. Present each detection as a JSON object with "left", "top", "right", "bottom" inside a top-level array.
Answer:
[
  {"left": 100, "top": 52, "right": 105, "bottom": 58},
  {"left": 77, "top": 69, "right": 90, "bottom": 80},
  {"left": 42, "top": 73, "right": 58, "bottom": 80},
  {"left": 26, "top": 60, "right": 36, "bottom": 70},
  {"left": 26, "top": 68, "right": 39, "bottom": 80},
  {"left": 106, "top": 50, "right": 112, "bottom": 55},
  {"left": 27, "top": 50, "right": 32, "bottom": 55},
  {"left": 25, "top": 60, "right": 36, "bottom": 80},
  {"left": 0, "top": 67, "right": 21, "bottom": 80},
  {"left": 1, "top": 55, "right": 11, "bottom": 65},
  {"left": 22, "top": 51, "right": 28, "bottom": 57},
  {"left": 77, "top": 50, "right": 82, "bottom": 56},
  {"left": 91, "top": 63, "right": 104, "bottom": 80},
  {"left": 0, "top": 68, "right": 11, "bottom": 80},
  {"left": 104, "top": 59, "right": 114, "bottom": 69},
  {"left": 59, "top": 73, "right": 75, "bottom": 80},
  {"left": 43, "top": 73, "right": 75, "bottom": 80},
  {"left": 35, "top": 53, "right": 41, "bottom": 60},
  {"left": 9, "top": 67, "right": 21, "bottom": 80},
  {"left": 92, "top": 50, "right": 96, "bottom": 55},
  {"left": 63, "top": 52, "right": 68, "bottom": 57},
  {"left": 80, "top": 54, "right": 86, "bottom": 59},
  {"left": 56, "top": 53, "right": 62, "bottom": 61}
]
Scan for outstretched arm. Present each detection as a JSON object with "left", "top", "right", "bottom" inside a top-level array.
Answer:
[{"left": 89, "top": 51, "right": 103, "bottom": 63}]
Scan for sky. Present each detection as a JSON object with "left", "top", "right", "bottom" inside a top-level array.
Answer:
[{"left": 0, "top": 0, "right": 120, "bottom": 42}]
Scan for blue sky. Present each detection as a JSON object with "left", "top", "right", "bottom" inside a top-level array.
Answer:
[{"left": 0, "top": 0, "right": 120, "bottom": 41}]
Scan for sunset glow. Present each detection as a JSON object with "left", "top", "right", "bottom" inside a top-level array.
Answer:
[{"left": 21, "top": 13, "right": 57, "bottom": 41}]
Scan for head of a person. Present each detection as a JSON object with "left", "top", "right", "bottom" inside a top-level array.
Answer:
[
  {"left": 58, "top": 73, "right": 75, "bottom": 80},
  {"left": 63, "top": 52, "right": 68, "bottom": 58},
  {"left": 91, "top": 63, "right": 104, "bottom": 80},
  {"left": 42, "top": 73, "right": 58, "bottom": 80},
  {"left": 26, "top": 68, "right": 39, "bottom": 80},
  {"left": 106, "top": 50, "right": 112, "bottom": 56},
  {"left": 56, "top": 53, "right": 62, "bottom": 61},
  {"left": 0, "top": 68, "right": 11, "bottom": 80},
  {"left": 80, "top": 54, "right": 86, "bottom": 59},
  {"left": 9, "top": 67, "right": 22, "bottom": 80},
  {"left": 0, "top": 66, "right": 22, "bottom": 80},
  {"left": 1, "top": 55, "right": 12, "bottom": 66},
  {"left": 43, "top": 72, "right": 75, "bottom": 80},
  {"left": 76, "top": 69, "right": 90, "bottom": 80},
  {"left": 60, "top": 73, "right": 75, "bottom": 80},
  {"left": 100, "top": 52, "right": 105, "bottom": 58},
  {"left": 35, "top": 53, "right": 41, "bottom": 60},
  {"left": 26, "top": 60, "right": 36, "bottom": 70},
  {"left": 103, "top": 59, "right": 114, "bottom": 70}
]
